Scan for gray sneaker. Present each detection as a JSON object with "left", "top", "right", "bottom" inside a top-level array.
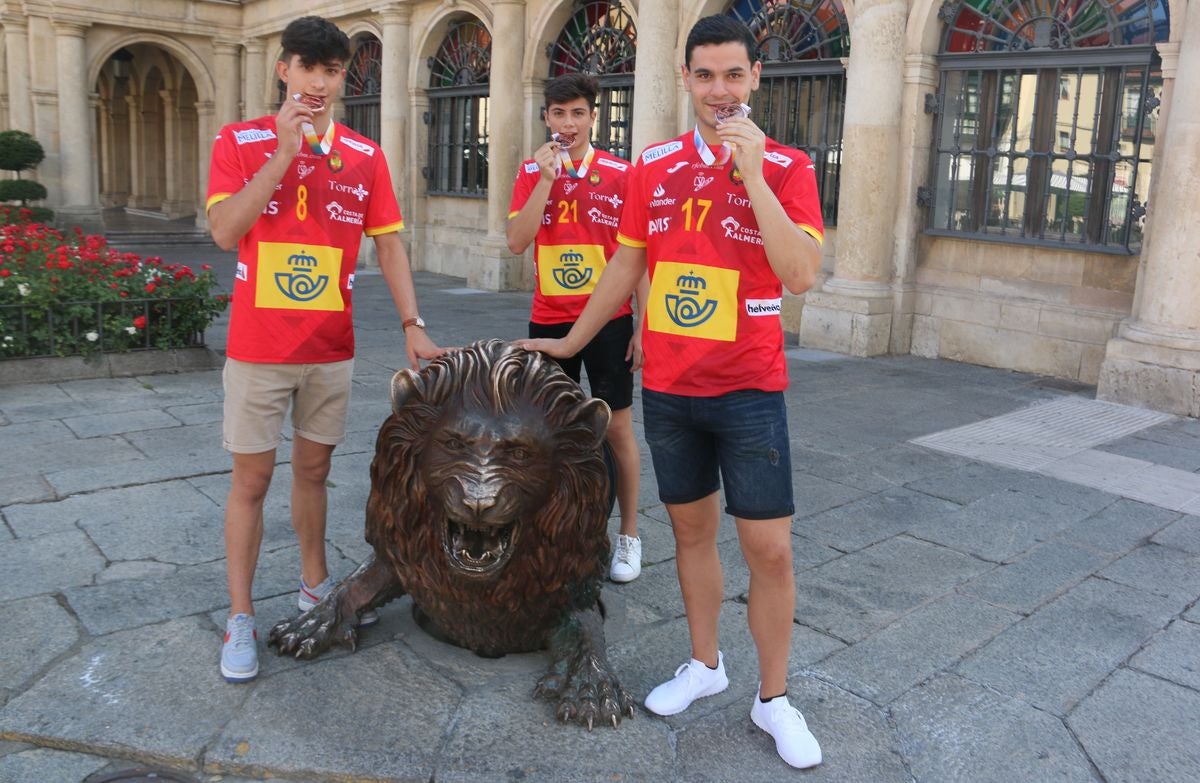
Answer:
[
  {"left": 220, "top": 613, "right": 258, "bottom": 683},
  {"left": 299, "top": 576, "right": 379, "bottom": 627}
]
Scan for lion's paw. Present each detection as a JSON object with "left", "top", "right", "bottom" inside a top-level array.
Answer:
[
  {"left": 268, "top": 604, "right": 358, "bottom": 659},
  {"left": 536, "top": 662, "right": 636, "bottom": 729}
]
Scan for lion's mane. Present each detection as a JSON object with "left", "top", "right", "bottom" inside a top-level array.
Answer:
[{"left": 365, "top": 339, "right": 611, "bottom": 654}]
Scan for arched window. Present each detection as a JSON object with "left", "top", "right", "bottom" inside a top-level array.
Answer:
[
  {"left": 929, "top": 0, "right": 1169, "bottom": 252},
  {"left": 425, "top": 19, "right": 491, "bottom": 197},
  {"left": 728, "top": 1, "right": 848, "bottom": 225},
  {"left": 344, "top": 34, "right": 382, "bottom": 142},
  {"left": 548, "top": 1, "right": 637, "bottom": 160}
]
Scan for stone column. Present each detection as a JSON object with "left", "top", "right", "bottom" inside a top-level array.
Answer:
[
  {"left": 125, "top": 93, "right": 144, "bottom": 209},
  {"left": 243, "top": 39, "right": 267, "bottom": 120},
  {"left": 3, "top": 15, "right": 32, "bottom": 132},
  {"left": 212, "top": 40, "right": 240, "bottom": 128},
  {"left": 53, "top": 21, "right": 103, "bottom": 233},
  {"left": 378, "top": 4, "right": 412, "bottom": 221},
  {"left": 159, "top": 89, "right": 188, "bottom": 217},
  {"left": 631, "top": 0, "right": 679, "bottom": 153},
  {"left": 798, "top": 0, "right": 907, "bottom": 356},
  {"left": 472, "top": 0, "right": 525, "bottom": 291},
  {"left": 194, "top": 100, "right": 214, "bottom": 227},
  {"left": 1098, "top": 4, "right": 1200, "bottom": 416}
]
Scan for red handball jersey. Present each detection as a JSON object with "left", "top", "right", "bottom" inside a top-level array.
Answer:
[
  {"left": 206, "top": 117, "right": 403, "bottom": 363},
  {"left": 507, "top": 148, "right": 634, "bottom": 324},
  {"left": 618, "top": 133, "right": 824, "bottom": 397}
]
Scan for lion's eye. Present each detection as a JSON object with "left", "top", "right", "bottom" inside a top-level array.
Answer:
[
  {"left": 442, "top": 435, "right": 467, "bottom": 451},
  {"left": 508, "top": 446, "right": 531, "bottom": 461}
]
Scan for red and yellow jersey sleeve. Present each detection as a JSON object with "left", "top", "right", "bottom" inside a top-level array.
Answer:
[
  {"left": 508, "top": 161, "right": 540, "bottom": 219},
  {"left": 364, "top": 151, "right": 403, "bottom": 236}
]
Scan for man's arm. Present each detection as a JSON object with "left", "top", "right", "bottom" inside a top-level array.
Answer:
[
  {"left": 520, "top": 243, "right": 647, "bottom": 358},
  {"left": 718, "top": 120, "right": 822, "bottom": 295},
  {"left": 374, "top": 231, "right": 444, "bottom": 369},
  {"left": 208, "top": 99, "right": 312, "bottom": 251},
  {"left": 625, "top": 271, "right": 650, "bottom": 371},
  {"left": 505, "top": 141, "right": 560, "bottom": 254}
]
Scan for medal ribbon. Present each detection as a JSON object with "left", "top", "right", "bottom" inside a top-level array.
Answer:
[
  {"left": 559, "top": 144, "right": 596, "bottom": 179},
  {"left": 693, "top": 126, "right": 731, "bottom": 167},
  {"left": 301, "top": 122, "right": 334, "bottom": 156}
]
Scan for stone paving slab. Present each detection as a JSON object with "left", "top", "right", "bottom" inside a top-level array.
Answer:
[
  {"left": 1128, "top": 619, "right": 1200, "bottom": 691},
  {"left": 792, "top": 535, "right": 992, "bottom": 642},
  {"left": 0, "top": 746, "right": 109, "bottom": 783},
  {"left": 1097, "top": 543, "right": 1200, "bottom": 605},
  {"left": 1069, "top": 668, "right": 1200, "bottom": 783},
  {"left": 61, "top": 408, "right": 183, "bottom": 439},
  {"left": 0, "top": 530, "right": 106, "bottom": 602},
  {"left": 1054, "top": 498, "right": 1182, "bottom": 557},
  {"left": 796, "top": 487, "right": 962, "bottom": 553},
  {"left": 892, "top": 674, "right": 1095, "bottom": 783},
  {"left": 0, "top": 617, "right": 247, "bottom": 765},
  {"left": 812, "top": 594, "right": 1018, "bottom": 705},
  {"left": 956, "top": 577, "right": 1177, "bottom": 715},
  {"left": 1151, "top": 513, "right": 1200, "bottom": 554},
  {"left": 959, "top": 539, "right": 1108, "bottom": 613},
  {"left": 0, "top": 435, "right": 144, "bottom": 477},
  {"left": 0, "top": 595, "right": 79, "bottom": 696}
]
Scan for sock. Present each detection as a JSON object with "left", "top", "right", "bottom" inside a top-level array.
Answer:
[{"left": 760, "top": 690, "right": 786, "bottom": 703}]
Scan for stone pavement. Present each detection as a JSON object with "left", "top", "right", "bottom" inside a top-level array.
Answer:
[{"left": 1, "top": 241, "right": 1199, "bottom": 782}]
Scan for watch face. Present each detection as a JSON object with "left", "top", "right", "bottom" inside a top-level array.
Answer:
[{"left": 415, "top": 317, "right": 426, "bottom": 328}]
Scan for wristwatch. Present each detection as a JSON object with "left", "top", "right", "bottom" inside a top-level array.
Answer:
[{"left": 402, "top": 316, "right": 426, "bottom": 330}]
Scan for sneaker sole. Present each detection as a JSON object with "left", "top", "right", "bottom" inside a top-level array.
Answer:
[
  {"left": 645, "top": 675, "right": 729, "bottom": 716},
  {"left": 220, "top": 662, "right": 259, "bottom": 683},
  {"left": 609, "top": 569, "right": 640, "bottom": 583}
]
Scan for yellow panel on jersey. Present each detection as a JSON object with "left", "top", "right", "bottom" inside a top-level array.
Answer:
[
  {"left": 255, "top": 242, "right": 345, "bottom": 311},
  {"left": 647, "top": 261, "right": 740, "bottom": 343},
  {"left": 536, "top": 244, "right": 607, "bottom": 297}
]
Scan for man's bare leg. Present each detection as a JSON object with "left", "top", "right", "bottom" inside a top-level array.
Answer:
[
  {"left": 290, "top": 435, "right": 336, "bottom": 591},
  {"left": 667, "top": 491, "right": 723, "bottom": 667},
  {"left": 225, "top": 450, "right": 276, "bottom": 616},
  {"left": 736, "top": 516, "right": 795, "bottom": 697}
]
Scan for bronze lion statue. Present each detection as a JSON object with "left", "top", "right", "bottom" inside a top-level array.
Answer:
[{"left": 269, "top": 339, "right": 636, "bottom": 728}]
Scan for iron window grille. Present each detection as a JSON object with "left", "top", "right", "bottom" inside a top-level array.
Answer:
[
  {"left": 547, "top": 0, "right": 637, "bottom": 160},
  {"left": 927, "top": 0, "right": 1168, "bottom": 254},
  {"left": 728, "top": 0, "right": 850, "bottom": 225},
  {"left": 344, "top": 34, "right": 382, "bottom": 143},
  {"left": 425, "top": 19, "right": 491, "bottom": 198}
]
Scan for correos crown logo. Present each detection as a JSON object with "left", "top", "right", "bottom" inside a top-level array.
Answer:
[
  {"left": 666, "top": 270, "right": 718, "bottom": 328},
  {"left": 276, "top": 251, "right": 330, "bottom": 302},
  {"left": 552, "top": 248, "right": 593, "bottom": 290}
]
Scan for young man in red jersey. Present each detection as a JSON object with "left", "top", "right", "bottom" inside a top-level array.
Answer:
[
  {"left": 521, "top": 16, "right": 824, "bottom": 769},
  {"left": 506, "top": 73, "right": 646, "bottom": 583},
  {"left": 206, "top": 15, "right": 442, "bottom": 683}
]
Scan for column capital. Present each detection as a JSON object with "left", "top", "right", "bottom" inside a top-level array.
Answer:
[
  {"left": 243, "top": 38, "right": 267, "bottom": 54},
  {"left": 213, "top": 39, "right": 241, "bottom": 56},
  {"left": 195, "top": 99, "right": 215, "bottom": 117},
  {"left": 52, "top": 20, "right": 90, "bottom": 38},
  {"left": 903, "top": 54, "right": 939, "bottom": 87},
  {"left": 374, "top": 3, "right": 413, "bottom": 24},
  {"left": 1156, "top": 41, "right": 1180, "bottom": 78},
  {"left": 1, "top": 14, "right": 29, "bottom": 30}
]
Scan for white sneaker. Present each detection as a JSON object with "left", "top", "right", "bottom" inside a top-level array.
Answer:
[
  {"left": 299, "top": 576, "right": 379, "bottom": 627},
  {"left": 644, "top": 651, "right": 728, "bottom": 716},
  {"left": 610, "top": 534, "right": 642, "bottom": 583},
  {"left": 750, "top": 687, "right": 822, "bottom": 769}
]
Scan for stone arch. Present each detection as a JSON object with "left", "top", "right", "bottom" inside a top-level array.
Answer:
[
  {"left": 524, "top": 0, "right": 644, "bottom": 77},
  {"left": 907, "top": 0, "right": 947, "bottom": 55},
  {"left": 410, "top": 3, "right": 494, "bottom": 94},
  {"left": 89, "top": 33, "right": 215, "bottom": 105}
]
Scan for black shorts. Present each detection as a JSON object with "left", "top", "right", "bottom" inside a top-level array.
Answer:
[{"left": 529, "top": 315, "right": 634, "bottom": 411}]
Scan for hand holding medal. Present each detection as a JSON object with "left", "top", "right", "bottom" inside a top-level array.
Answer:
[
  {"left": 293, "top": 93, "right": 328, "bottom": 156},
  {"left": 552, "top": 131, "right": 595, "bottom": 181},
  {"left": 695, "top": 103, "right": 751, "bottom": 167}
]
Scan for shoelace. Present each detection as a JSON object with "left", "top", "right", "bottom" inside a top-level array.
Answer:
[
  {"left": 614, "top": 537, "right": 631, "bottom": 563},
  {"left": 228, "top": 619, "right": 255, "bottom": 652}
]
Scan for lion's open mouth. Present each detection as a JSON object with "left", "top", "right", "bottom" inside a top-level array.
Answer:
[{"left": 444, "top": 519, "right": 516, "bottom": 575}]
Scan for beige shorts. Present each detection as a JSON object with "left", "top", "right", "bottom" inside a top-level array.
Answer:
[{"left": 222, "top": 357, "right": 355, "bottom": 453}]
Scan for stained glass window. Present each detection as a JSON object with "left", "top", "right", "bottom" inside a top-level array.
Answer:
[
  {"left": 426, "top": 19, "right": 491, "bottom": 197},
  {"left": 929, "top": 0, "right": 1168, "bottom": 252},
  {"left": 728, "top": 0, "right": 849, "bottom": 224},
  {"left": 548, "top": 1, "right": 637, "bottom": 160}
]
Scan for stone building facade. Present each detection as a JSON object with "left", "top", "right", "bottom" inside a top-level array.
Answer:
[{"left": 1, "top": 0, "right": 1196, "bottom": 415}]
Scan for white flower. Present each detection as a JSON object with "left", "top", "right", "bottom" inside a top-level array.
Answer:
[
  {"left": 125, "top": 326, "right": 137, "bottom": 335},
  {"left": 17, "top": 282, "right": 30, "bottom": 296},
  {"left": 0, "top": 278, "right": 5, "bottom": 286},
  {"left": 85, "top": 331, "right": 99, "bottom": 342},
  {"left": 3, "top": 335, "right": 12, "bottom": 342}
]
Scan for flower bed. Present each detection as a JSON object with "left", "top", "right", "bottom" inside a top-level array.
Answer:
[{"left": 0, "top": 206, "right": 228, "bottom": 359}]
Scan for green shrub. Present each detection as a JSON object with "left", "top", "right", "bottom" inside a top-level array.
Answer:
[
  {"left": 0, "top": 130, "right": 45, "bottom": 173},
  {"left": 0, "top": 179, "right": 47, "bottom": 204}
]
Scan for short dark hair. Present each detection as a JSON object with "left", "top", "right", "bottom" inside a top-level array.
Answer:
[
  {"left": 280, "top": 16, "right": 351, "bottom": 67},
  {"left": 543, "top": 73, "right": 600, "bottom": 111},
  {"left": 685, "top": 15, "right": 759, "bottom": 67}
]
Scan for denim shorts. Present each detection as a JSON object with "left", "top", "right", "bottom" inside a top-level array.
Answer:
[
  {"left": 642, "top": 388, "right": 794, "bottom": 520},
  {"left": 528, "top": 315, "right": 634, "bottom": 410}
]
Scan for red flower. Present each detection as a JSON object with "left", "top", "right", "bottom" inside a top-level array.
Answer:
[
  {"left": 0, "top": 269, "right": 9, "bottom": 278},
  {"left": 145, "top": 282, "right": 157, "bottom": 294},
  {"left": 133, "top": 315, "right": 147, "bottom": 329}
]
